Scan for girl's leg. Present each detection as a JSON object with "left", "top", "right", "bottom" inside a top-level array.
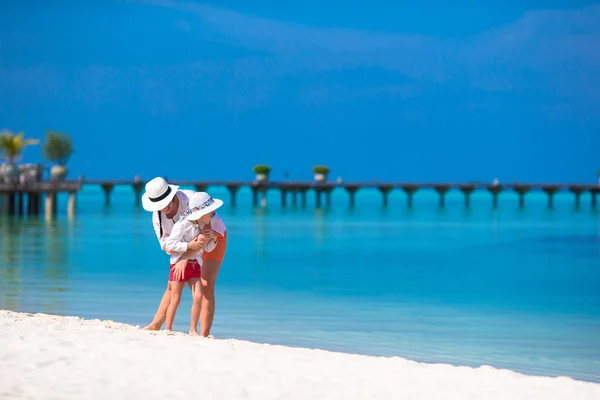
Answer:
[
  {"left": 165, "top": 281, "right": 186, "bottom": 331},
  {"left": 188, "top": 278, "right": 203, "bottom": 336}
]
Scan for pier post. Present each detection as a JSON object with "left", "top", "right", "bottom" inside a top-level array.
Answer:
[
  {"left": 459, "top": 185, "right": 475, "bottom": 208},
  {"left": 487, "top": 185, "right": 503, "bottom": 209},
  {"left": 34, "top": 193, "right": 41, "bottom": 215},
  {"left": 45, "top": 192, "right": 56, "bottom": 220},
  {"left": 101, "top": 183, "right": 114, "bottom": 207},
  {"left": 226, "top": 184, "right": 240, "bottom": 207},
  {"left": 299, "top": 187, "right": 308, "bottom": 208},
  {"left": 513, "top": 185, "right": 531, "bottom": 209},
  {"left": 261, "top": 193, "right": 267, "bottom": 208},
  {"left": 569, "top": 185, "right": 586, "bottom": 209},
  {"left": 434, "top": 185, "right": 450, "bottom": 208},
  {"left": 325, "top": 187, "right": 333, "bottom": 207},
  {"left": 378, "top": 185, "right": 393, "bottom": 208},
  {"left": 252, "top": 187, "right": 258, "bottom": 207},
  {"left": 280, "top": 189, "right": 288, "bottom": 207},
  {"left": 2, "top": 193, "right": 8, "bottom": 215},
  {"left": 18, "top": 192, "right": 24, "bottom": 216},
  {"left": 401, "top": 185, "right": 419, "bottom": 208},
  {"left": 315, "top": 188, "right": 323, "bottom": 208},
  {"left": 290, "top": 187, "right": 298, "bottom": 207},
  {"left": 26, "top": 192, "right": 35, "bottom": 215},
  {"left": 7, "top": 193, "right": 16, "bottom": 215},
  {"left": 541, "top": 185, "right": 559, "bottom": 209},
  {"left": 32, "top": 192, "right": 40, "bottom": 215},
  {"left": 132, "top": 176, "right": 145, "bottom": 207},
  {"left": 0, "top": 181, "right": 81, "bottom": 219},
  {"left": 251, "top": 184, "right": 267, "bottom": 208},
  {"left": 194, "top": 184, "right": 208, "bottom": 193},
  {"left": 590, "top": 187, "right": 599, "bottom": 209},
  {"left": 345, "top": 185, "right": 360, "bottom": 208},
  {"left": 68, "top": 191, "right": 76, "bottom": 218}
]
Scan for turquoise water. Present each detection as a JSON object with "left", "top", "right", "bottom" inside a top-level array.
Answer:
[{"left": 1, "top": 185, "right": 599, "bottom": 382}]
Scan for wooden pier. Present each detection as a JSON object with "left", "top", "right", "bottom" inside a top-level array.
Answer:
[
  {"left": 85, "top": 180, "right": 600, "bottom": 210},
  {"left": 1, "top": 179, "right": 598, "bottom": 217},
  {"left": 0, "top": 181, "right": 82, "bottom": 219}
]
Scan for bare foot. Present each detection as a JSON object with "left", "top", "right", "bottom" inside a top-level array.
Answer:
[
  {"left": 189, "top": 330, "right": 201, "bottom": 336},
  {"left": 143, "top": 324, "right": 160, "bottom": 331}
]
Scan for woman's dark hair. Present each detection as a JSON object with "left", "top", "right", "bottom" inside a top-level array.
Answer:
[{"left": 157, "top": 211, "right": 163, "bottom": 237}]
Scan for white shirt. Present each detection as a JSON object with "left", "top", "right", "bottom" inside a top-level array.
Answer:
[
  {"left": 151, "top": 189, "right": 227, "bottom": 258},
  {"left": 164, "top": 220, "right": 217, "bottom": 265}
]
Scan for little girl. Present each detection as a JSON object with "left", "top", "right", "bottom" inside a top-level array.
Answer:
[{"left": 163, "top": 192, "right": 224, "bottom": 335}]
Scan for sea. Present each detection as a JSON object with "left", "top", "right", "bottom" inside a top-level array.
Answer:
[{"left": 1, "top": 184, "right": 599, "bottom": 383}]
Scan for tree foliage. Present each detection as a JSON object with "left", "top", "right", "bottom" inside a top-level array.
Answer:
[
  {"left": 43, "top": 131, "right": 73, "bottom": 165},
  {"left": 0, "top": 130, "right": 40, "bottom": 163}
]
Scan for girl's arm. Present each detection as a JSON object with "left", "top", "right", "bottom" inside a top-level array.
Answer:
[{"left": 164, "top": 221, "right": 200, "bottom": 253}]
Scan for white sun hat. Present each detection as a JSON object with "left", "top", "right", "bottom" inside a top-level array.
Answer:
[
  {"left": 141, "top": 177, "right": 180, "bottom": 212},
  {"left": 180, "top": 192, "right": 223, "bottom": 221}
]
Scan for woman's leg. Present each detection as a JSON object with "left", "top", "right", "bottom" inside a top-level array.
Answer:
[
  {"left": 200, "top": 259, "right": 222, "bottom": 337},
  {"left": 188, "top": 278, "right": 203, "bottom": 336},
  {"left": 143, "top": 282, "right": 171, "bottom": 331},
  {"left": 200, "top": 231, "right": 227, "bottom": 337},
  {"left": 165, "top": 281, "right": 186, "bottom": 331}
]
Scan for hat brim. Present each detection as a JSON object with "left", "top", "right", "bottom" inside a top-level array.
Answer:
[
  {"left": 184, "top": 198, "right": 224, "bottom": 221},
  {"left": 141, "top": 185, "right": 180, "bottom": 212}
]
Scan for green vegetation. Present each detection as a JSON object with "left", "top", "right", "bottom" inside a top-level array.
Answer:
[
  {"left": 312, "top": 165, "right": 330, "bottom": 175},
  {"left": 43, "top": 131, "right": 73, "bottom": 166},
  {"left": 253, "top": 164, "right": 271, "bottom": 174},
  {"left": 0, "top": 130, "right": 40, "bottom": 163}
]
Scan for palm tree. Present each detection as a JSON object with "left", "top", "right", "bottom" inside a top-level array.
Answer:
[
  {"left": 0, "top": 130, "right": 40, "bottom": 183},
  {"left": 0, "top": 130, "right": 40, "bottom": 163}
]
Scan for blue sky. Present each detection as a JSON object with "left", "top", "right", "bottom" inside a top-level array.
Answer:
[{"left": 0, "top": 0, "right": 598, "bottom": 183}]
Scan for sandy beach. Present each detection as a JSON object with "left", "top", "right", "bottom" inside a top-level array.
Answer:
[{"left": 1, "top": 310, "right": 599, "bottom": 400}]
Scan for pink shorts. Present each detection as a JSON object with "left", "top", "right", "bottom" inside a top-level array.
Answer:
[{"left": 169, "top": 259, "right": 201, "bottom": 282}]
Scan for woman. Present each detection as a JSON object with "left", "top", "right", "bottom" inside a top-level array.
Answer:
[{"left": 141, "top": 177, "right": 228, "bottom": 337}]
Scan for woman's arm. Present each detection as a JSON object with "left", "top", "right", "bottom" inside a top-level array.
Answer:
[
  {"left": 179, "top": 247, "right": 201, "bottom": 260},
  {"left": 163, "top": 221, "right": 187, "bottom": 254},
  {"left": 203, "top": 234, "right": 217, "bottom": 253}
]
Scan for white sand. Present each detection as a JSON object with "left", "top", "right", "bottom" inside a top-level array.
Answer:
[{"left": 1, "top": 310, "right": 599, "bottom": 400}]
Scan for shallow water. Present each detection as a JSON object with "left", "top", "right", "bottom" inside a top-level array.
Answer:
[{"left": 1, "top": 185, "right": 599, "bottom": 382}]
